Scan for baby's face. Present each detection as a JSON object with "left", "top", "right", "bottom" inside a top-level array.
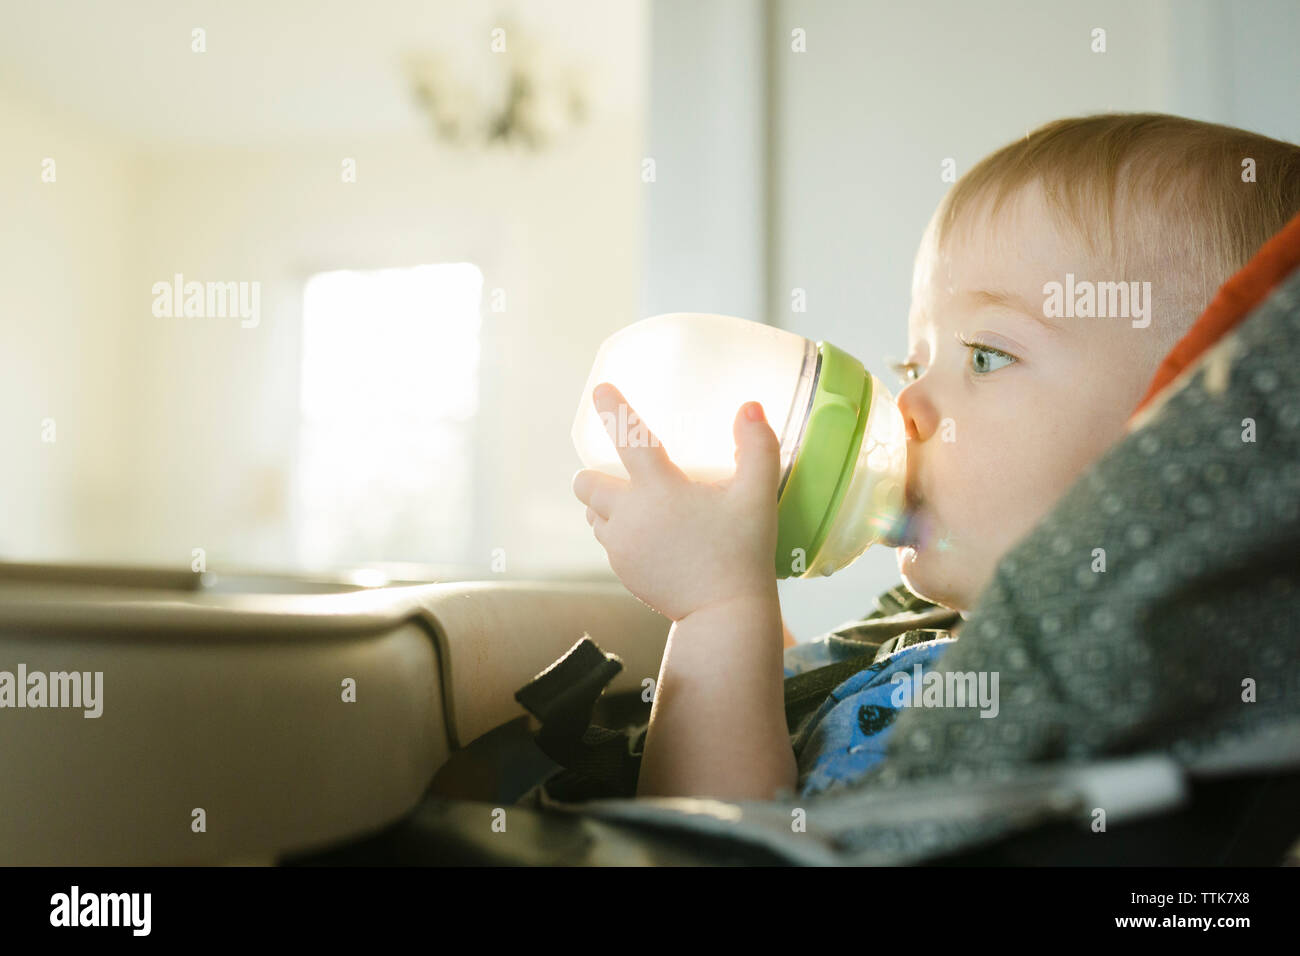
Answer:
[{"left": 895, "top": 181, "right": 1169, "bottom": 612}]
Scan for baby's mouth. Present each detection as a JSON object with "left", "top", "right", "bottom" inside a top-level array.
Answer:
[{"left": 881, "top": 503, "right": 927, "bottom": 549}]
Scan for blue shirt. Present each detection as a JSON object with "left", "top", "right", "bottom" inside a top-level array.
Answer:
[{"left": 783, "top": 635, "right": 958, "bottom": 797}]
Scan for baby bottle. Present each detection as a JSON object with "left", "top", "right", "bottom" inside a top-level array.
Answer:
[{"left": 571, "top": 312, "right": 911, "bottom": 579}]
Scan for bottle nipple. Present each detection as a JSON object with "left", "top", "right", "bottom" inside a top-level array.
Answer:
[{"left": 878, "top": 506, "right": 936, "bottom": 551}]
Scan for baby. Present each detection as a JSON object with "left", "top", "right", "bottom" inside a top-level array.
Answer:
[{"left": 572, "top": 112, "right": 1300, "bottom": 801}]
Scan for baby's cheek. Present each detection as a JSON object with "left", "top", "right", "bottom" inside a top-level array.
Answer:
[{"left": 915, "top": 430, "right": 1037, "bottom": 606}]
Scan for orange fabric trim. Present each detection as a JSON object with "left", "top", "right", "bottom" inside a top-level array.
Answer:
[{"left": 1131, "top": 208, "right": 1300, "bottom": 418}]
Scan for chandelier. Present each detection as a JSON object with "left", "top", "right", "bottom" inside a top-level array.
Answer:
[{"left": 405, "top": 18, "right": 589, "bottom": 151}]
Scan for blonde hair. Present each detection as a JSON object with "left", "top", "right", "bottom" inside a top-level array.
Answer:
[{"left": 934, "top": 113, "right": 1300, "bottom": 344}]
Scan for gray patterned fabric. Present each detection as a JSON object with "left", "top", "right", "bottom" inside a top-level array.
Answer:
[{"left": 557, "top": 265, "right": 1300, "bottom": 864}]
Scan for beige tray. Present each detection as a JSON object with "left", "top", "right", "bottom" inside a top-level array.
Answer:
[{"left": 0, "top": 563, "right": 669, "bottom": 865}]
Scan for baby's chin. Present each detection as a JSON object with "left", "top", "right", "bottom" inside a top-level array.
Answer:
[{"left": 896, "top": 540, "right": 974, "bottom": 613}]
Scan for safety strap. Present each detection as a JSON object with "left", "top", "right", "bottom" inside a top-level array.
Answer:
[
  {"left": 515, "top": 634, "right": 888, "bottom": 802},
  {"left": 782, "top": 650, "right": 882, "bottom": 741},
  {"left": 514, "top": 637, "right": 645, "bottom": 800}
]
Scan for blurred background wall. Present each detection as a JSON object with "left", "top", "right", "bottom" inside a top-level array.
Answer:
[
  {"left": 0, "top": 0, "right": 647, "bottom": 581},
  {"left": 1, "top": 0, "right": 1297, "bottom": 638}
]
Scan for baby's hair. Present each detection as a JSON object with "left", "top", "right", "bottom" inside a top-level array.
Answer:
[{"left": 933, "top": 112, "right": 1300, "bottom": 349}]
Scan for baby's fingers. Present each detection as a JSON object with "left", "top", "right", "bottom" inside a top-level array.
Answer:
[
  {"left": 572, "top": 468, "right": 625, "bottom": 520},
  {"left": 592, "top": 382, "right": 678, "bottom": 483}
]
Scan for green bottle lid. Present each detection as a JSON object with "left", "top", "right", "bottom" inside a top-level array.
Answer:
[{"left": 774, "top": 341, "right": 873, "bottom": 578}]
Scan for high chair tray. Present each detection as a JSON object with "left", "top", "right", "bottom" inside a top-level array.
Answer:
[{"left": 0, "top": 563, "right": 669, "bottom": 865}]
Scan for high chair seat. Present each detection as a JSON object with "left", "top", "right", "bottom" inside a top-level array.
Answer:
[{"left": 8, "top": 211, "right": 1299, "bottom": 867}]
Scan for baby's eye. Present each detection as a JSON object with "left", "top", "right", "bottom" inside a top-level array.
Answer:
[{"left": 960, "top": 339, "right": 1017, "bottom": 375}]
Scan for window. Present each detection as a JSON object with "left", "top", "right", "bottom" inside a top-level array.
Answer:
[{"left": 297, "top": 263, "right": 483, "bottom": 569}]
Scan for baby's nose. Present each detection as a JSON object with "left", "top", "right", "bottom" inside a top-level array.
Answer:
[{"left": 896, "top": 381, "right": 937, "bottom": 443}]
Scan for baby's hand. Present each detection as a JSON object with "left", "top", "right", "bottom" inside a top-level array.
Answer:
[{"left": 572, "top": 382, "right": 781, "bottom": 622}]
